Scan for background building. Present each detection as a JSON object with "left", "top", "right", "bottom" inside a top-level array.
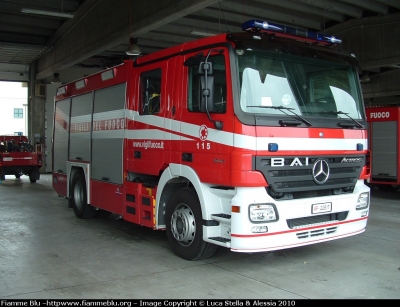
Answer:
[{"left": 0, "top": 81, "right": 28, "bottom": 136}]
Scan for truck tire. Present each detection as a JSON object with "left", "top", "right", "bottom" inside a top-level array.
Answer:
[
  {"left": 29, "top": 169, "right": 40, "bottom": 183},
  {"left": 70, "top": 172, "right": 97, "bottom": 219},
  {"left": 29, "top": 173, "right": 36, "bottom": 183},
  {"left": 166, "top": 188, "right": 217, "bottom": 260},
  {"left": 15, "top": 173, "right": 21, "bottom": 179}
]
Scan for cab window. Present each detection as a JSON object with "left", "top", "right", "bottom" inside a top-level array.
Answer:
[
  {"left": 140, "top": 69, "right": 162, "bottom": 115},
  {"left": 187, "top": 54, "right": 227, "bottom": 113}
]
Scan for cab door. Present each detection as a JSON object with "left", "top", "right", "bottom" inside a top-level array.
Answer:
[{"left": 176, "top": 48, "right": 234, "bottom": 185}]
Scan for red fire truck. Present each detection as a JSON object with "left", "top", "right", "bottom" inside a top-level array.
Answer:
[
  {"left": 0, "top": 135, "right": 42, "bottom": 183},
  {"left": 52, "top": 20, "right": 370, "bottom": 260},
  {"left": 365, "top": 105, "right": 400, "bottom": 191}
]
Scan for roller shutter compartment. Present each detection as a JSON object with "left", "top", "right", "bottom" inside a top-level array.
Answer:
[
  {"left": 371, "top": 121, "right": 398, "bottom": 179},
  {"left": 53, "top": 98, "right": 71, "bottom": 173},
  {"left": 69, "top": 93, "right": 93, "bottom": 162},
  {"left": 91, "top": 83, "right": 126, "bottom": 185}
]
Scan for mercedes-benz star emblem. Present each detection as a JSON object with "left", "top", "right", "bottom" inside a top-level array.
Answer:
[{"left": 312, "top": 159, "right": 330, "bottom": 184}]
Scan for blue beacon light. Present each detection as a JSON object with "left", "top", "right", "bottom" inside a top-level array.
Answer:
[
  {"left": 268, "top": 143, "right": 279, "bottom": 152},
  {"left": 241, "top": 20, "right": 342, "bottom": 45}
]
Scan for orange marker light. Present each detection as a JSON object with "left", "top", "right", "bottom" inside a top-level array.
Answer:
[{"left": 232, "top": 206, "right": 240, "bottom": 213}]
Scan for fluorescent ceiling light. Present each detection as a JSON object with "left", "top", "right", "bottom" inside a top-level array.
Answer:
[
  {"left": 190, "top": 30, "right": 217, "bottom": 37},
  {"left": 21, "top": 8, "right": 75, "bottom": 19}
]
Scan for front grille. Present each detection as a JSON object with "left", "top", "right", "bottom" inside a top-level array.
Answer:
[
  {"left": 255, "top": 155, "right": 365, "bottom": 200},
  {"left": 292, "top": 189, "right": 332, "bottom": 199},
  {"left": 274, "top": 177, "right": 357, "bottom": 190},
  {"left": 287, "top": 211, "right": 348, "bottom": 228},
  {"left": 296, "top": 227, "right": 338, "bottom": 239}
]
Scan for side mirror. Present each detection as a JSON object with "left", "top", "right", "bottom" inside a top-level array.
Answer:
[
  {"left": 199, "top": 75, "right": 215, "bottom": 112},
  {"left": 198, "top": 61, "right": 214, "bottom": 74}
]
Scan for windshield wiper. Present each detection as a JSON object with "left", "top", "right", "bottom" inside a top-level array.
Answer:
[
  {"left": 320, "top": 111, "right": 363, "bottom": 128},
  {"left": 248, "top": 105, "right": 312, "bottom": 126}
]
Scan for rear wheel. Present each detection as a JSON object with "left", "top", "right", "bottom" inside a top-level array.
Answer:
[
  {"left": 15, "top": 173, "right": 21, "bottom": 179},
  {"left": 28, "top": 168, "right": 40, "bottom": 183},
  {"left": 166, "top": 188, "right": 217, "bottom": 260},
  {"left": 70, "top": 172, "right": 97, "bottom": 218},
  {"left": 29, "top": 173, "right": 36, "bottom": 183}
]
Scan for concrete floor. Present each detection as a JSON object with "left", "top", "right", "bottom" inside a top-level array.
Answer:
[{"left": 0, "top": 174, "right": 399, "bottom": 299}]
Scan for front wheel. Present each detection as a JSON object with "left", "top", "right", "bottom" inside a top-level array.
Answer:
[
  {"left": 166, "top": 188, "right": 217, "bottom": 260},
  {"left": 70, "top": 172, "right": 97, "bottom": 218}
]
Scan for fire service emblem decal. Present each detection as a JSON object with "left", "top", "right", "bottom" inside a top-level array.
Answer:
[{"left": 199, "top": 125, "right": 208, "bottom": 141}]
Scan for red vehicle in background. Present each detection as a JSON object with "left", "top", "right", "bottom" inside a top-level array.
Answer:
[
  {"left": 0, "top": 135, "right": 43, "bottom": 183},
  {"left": 365, "top": 105, "right": 400, "bottom": 191}
]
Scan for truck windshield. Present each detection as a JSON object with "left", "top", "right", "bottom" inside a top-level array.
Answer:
[{"left": 238, "top": 50, "right": 363, "bottom": 120}]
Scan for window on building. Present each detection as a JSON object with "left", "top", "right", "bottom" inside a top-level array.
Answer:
[{"left": 14, "top": 108, "right": 23, "bottom": 118}]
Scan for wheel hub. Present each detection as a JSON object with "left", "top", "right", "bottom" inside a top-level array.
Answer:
[{"left": 171, "top": 204, "right": 196, "bottom": 246}]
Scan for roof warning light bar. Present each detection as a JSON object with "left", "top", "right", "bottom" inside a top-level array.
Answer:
[{"left": 241, "top": 20, "right": 342, "bottom": 45}]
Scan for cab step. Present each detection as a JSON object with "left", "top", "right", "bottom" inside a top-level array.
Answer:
[
  {"left": 208, "top": 214, "right": 231, "bottom": 248},
  {"left": 211, "top": 213, "right": 231, "bottom": 223},
  {"left": 209, "top": 236, "right": 231, "bottom": 243}
]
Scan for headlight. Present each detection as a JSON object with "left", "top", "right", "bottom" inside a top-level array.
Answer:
[
  {"left": 249, "top": 203, "right": 278, "bottom": 223},
  {"left": 356, "top": 192, "right": 369, "bottom": 210}
]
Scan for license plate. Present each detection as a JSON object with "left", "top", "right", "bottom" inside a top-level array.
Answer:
[{"left": 312, "top": 202, "right": 332, "bottom": 214}]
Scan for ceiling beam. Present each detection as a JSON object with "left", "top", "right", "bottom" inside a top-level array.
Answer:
[
  {"left": 375, "top": 0, "right": 400, "bottom": 10},
  {"left": 36, "top": 0, "right": 219, "bottom": 80},
  {"left": 246, "top": 0, "right": 345, "bottom": 22},
  {"left": 0, "top": 24, "right": 55, "bottom": 38},
  {"left": 0, "top": 12, "right": 62, "bottom": 30},
  {"left": 325, "top": 12, "right": 400, "bottom": 70},
  {"left": 362, "top": 69, "right": 400, "bottom": 98},
  {"left": 205, "top": 1, "right": 322, "bottom": 30},
  {"left": 290, "top": 0, "right": 363, "bottom": 18},
  {"left": 339, "top": 0, "right": 389, "bottom": 14},
  {"left": 0, "top": 32, "right": 48, "bottom": 45}
]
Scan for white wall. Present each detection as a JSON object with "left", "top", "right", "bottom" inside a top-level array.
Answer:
[
  {"left": 0, "top": 81, "right": 28, "bottom": 135},
  {"left": 44, "top": 84, "right": 59, "bottom": 173}
]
